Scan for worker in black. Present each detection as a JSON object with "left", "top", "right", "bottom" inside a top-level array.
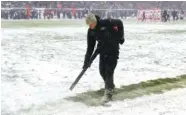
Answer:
[
  {"left": 83, "top": 13, "right": 125, "bottom": 102},
  {"left": 142, "top": 11, "right": 146, "bottom": 22},
  {"left": 162, "top": 10, "right": 168, "bottom": 22}
]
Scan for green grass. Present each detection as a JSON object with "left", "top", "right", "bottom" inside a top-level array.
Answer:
[
  {"left": 1, "top": 20, "right": 85, "bottom": 28},
  {"left": 66, "top": 74, "right": 186, "bottom": 106},
  {"left": 155, "top": 29, "right": 186, "bottom": 34},
  {"left": 2, "top": 19, "right": 186, "bottom": 28}
]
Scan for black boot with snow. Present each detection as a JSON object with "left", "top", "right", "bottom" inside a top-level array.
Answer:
[{"left": 101, "top": 89, "right": 114, "bottom": 103}]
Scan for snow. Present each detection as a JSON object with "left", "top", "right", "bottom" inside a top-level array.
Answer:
[{"left": 1, "top": 21, "right": 186, "bottom": 115}]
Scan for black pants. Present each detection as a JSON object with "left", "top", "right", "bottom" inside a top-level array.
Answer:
[{"left": 99, "top": 54, "right": 118, "bottom": 90}]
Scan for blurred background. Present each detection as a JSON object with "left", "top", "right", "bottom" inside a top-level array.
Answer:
[{"left": 1, "top": 1, "right": 186, "bottom": 21}]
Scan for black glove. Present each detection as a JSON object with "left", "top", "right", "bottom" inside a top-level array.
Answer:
[
  {"left": 83, "top": 62, "right": 91, "bottom": 69},
  {"left": 119, "top": 37, "right": 125, "bottom": 45}
]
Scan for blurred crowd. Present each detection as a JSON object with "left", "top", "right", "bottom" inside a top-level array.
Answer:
[
  {"left": 1, "top": 1, "right": 186, "bottom": 20},
  {"left": 160, "top": 9, "right": 185, "bottom": 22}
]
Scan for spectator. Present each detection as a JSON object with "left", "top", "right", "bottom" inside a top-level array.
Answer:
[{"left": 1, "top": 1, "right": 185, "bottom": 20}]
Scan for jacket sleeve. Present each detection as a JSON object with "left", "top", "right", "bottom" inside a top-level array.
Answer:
[
  {"left": 116, "top": 19, "right": 125, "bottom": 44},
  {"left": 110, "top": 19, "right": 125, "bottom": 44},
  {"left": 83, "top": 29, "right": 96, "bottom": 66},
  {"left": 117, "top": 19, "right": 124, "bottom": 39},
  {"left": 108, "top": 19, "right": 124, "bottom": 38}
]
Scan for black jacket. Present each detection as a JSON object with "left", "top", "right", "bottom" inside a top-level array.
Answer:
[{"left": 83, "top": 15, "right": 124, "bottom": 66}]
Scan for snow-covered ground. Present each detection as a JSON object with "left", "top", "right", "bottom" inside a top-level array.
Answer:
[
  {"left": 16, "top": 88, "right": 186, "bottom": 115},
  {"left": 1, "top": 21, "right": 186, "bottom": 115}
]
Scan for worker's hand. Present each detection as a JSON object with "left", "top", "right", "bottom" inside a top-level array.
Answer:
[{"left": 83, "top": 63, "right": 90, "bottom": 69}]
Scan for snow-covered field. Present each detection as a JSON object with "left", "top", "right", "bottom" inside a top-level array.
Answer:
[{"left": 1, "top": 20, "right": 186, "bottom": 115}]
